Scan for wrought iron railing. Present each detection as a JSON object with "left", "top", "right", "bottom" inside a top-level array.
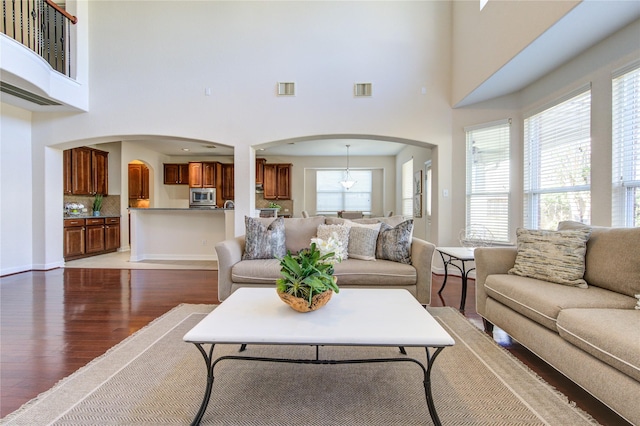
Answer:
[{"left": 1, "top": 0, "right": 77, "bottom": 77}]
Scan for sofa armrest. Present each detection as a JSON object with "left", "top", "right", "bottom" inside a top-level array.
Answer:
[
  {"left": 215, "top": 236, "right": 245, "bottom": 301},
  {"left": 410, "top": 237, "right": 436, "bottom": 306},
  {"left": 474, "top": 247, "right": 517, "bottom": 317}
]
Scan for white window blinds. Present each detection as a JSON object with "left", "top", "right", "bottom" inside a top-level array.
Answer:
[
  {"left": 402, "top": 160, "right": 413, "bottom": 217},
  {"left": 524, "top": 88, "right": 591, "bottom": 230},
  {"left": 612, "top": 64, "right": 640, "bottom": 227},
  {"left": 465, "top": 120, "right": 511, "bottom": 243},
  {"left": 316, "top": 170, "right": 372, "bottom": 214}
]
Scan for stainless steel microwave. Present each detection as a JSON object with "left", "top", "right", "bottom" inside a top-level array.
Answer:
[{"left": 189, "top": 188, "right": 216, "bottom": 207}]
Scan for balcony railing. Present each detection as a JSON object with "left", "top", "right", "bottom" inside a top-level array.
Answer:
[{"left": 1, "top": 0, "right": 77, "bottom": 77}]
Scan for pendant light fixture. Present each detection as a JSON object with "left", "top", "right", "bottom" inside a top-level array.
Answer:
[{"left": 339, "top": 144, "right": 356, "bottom": 190}]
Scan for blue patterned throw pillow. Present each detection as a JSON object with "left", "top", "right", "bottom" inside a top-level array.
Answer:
[{"left": 242, "top": 216, "right": 286, "bottom": 260}]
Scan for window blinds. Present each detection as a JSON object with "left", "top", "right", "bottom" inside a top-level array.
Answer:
[
  {"left": 402, "top": 160, "right": 413, "bottom": 217},
  {"left": 465, "top": 120, "right": 510, "bottom": 243},
  {"left": 524, "top": 89, "right": 591, "bottom": 229},
  {"left": 316, "top": 170, "right": 372, "bottom": 214},
  {"left": 612, "top": 64, "right": 640, "bottom": 227}
]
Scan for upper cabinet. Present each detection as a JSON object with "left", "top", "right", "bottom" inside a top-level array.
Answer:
[
  {"left": 256, "top": 158, "right": 266, "bottom": 186},
  {"left": 189, "top": 162, "right": 217, "bottom": 188},
  {"left": 221, "top": 163, "right": 234, "bottom": 201},
  {"left": 163, "top": 163, "right": 189, "bottom": 185},
  {"left": 63, "top": 147, "right": 109, "bottom": 195},
  {"left": 263, "top": 163, "right": 292, "bottom": 200},
  {"left": 128, "top": 164, "right": 149, "bottom": 199}
]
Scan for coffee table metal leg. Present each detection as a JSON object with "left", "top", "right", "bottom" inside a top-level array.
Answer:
[
  {"left": 424, "top": 346, "right": 445, "bottom": 426},
  {"left": 191, "top": 343, "right": 216, "bottom": 426}
]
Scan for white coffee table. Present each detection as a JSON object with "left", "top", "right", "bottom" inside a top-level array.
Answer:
[{"left": 183, "top": 287, "right": 455, "bottom": 426}]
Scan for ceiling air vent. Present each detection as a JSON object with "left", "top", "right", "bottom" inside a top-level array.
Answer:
[
  {"left": 0, "top": 82, "right": 62, "bottom": 106},
  {"left": 354, "top": 83, "right": 372, "bottom": 97},
  {"left": 277, "top": 82, "right": 295, "bottom": 96}
]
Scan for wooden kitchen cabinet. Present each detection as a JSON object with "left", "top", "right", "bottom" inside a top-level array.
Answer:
[
  {"left": 63, "top": 218, "right": 85, "bottom": 259},
  {"left": 263, "top": 163, "right": 292, "bottom": 200},
  {"left": 63, "top": 217, "right": 120, "bottom": 261},
  {"left": 256, "top": 158, "right": 266, "bottom": 185},
  {"left": 163, "top": 163, "right": 189, "bottom": 184},
  {"left": 65, "top": 147, "right": 109, "bottom": 195},
  {"left": 105, "top": 217, "right": 120, "bottom": 251},
  {"left": 128, "top": 164, "right": 149, "bottom": 199},
  {"left": 221, "top": 163, "right": 234, "bottom": 200},
  {"left": 85, "top": 218, "right": 106, "bottom": 254},
  {"left": 189, "top": 162, "right": 217, "bottom": 188}
]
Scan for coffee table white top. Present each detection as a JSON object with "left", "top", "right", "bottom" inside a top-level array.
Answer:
[{"left": 183, "top": 288, "right": 455, "bottom": 347}]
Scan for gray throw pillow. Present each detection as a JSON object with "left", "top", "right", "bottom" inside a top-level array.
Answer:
[
  {"left": 348, "top": 224, "right": 380, "bottom": 261},
  {"left": 508, "top": 228, "right": 591, "bottom": 288},
  {"left": 242, "top": 216, "right": 286, "bottom": 260},
  {"left": 376, "top": 219, "right": 413, "bottom": 264}
]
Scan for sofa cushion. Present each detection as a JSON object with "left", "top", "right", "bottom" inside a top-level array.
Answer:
[
  {"left": 376, "top": 219, "right": 413, "bottom": 264},
  {"left": 508, "top": 228, "right": 591, "bottom": 288},
  {"left": 332, "top": 258, "right": 416, "bottom": 286},
  {"left": 242, "top": 216, "right": 286, "bottom": 260},
  {"left": 348, "top": 223, "right": 381, "bottom": 261},
  {"left": 231, "top": 258, "right": 416, "bottom": 286},
  {"left": 258, "top": 216, "right": 326, "bottom": 254},
  {"left": 485, "top": 274, "right": 637, "bottom": 331},
  {"left": 557, "top": 309, "right": 640, "bottom": 382},
  {"left": 558, "top": 221, "right": 640, "bottom": 297},
  {"left": 316, "top": 224, "right": 350, "bottom": 260}
]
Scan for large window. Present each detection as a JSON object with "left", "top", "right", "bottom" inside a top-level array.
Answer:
[
  {"left": 401, "top": 160, "right": 413, "bottom": 217},
  {"left": 612, "top": 64, "right": 640, "bottom": 227},
  {"left": 524, "top": 88, "right": 591, "bottom": 230},
  {"left": 316, "top": 170, "right": 372, "bottom": 214},
  {"left": 465, "top": 120, "right": 511, "bottom": 243}
]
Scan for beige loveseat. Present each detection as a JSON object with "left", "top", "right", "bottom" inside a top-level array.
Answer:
[
  {"left": 215, "top": 215, "right": 435, "bottom": 305},
  {"left": 475, "top": 221, "right": 640, "bottom": 424}
]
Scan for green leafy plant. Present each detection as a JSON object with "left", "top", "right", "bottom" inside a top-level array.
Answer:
[
  {"left": 92, "top": 194, "right": 103, "bottom": 212},
  {"left": 276, "top": 243, "right": 340, "bottom": 307}
]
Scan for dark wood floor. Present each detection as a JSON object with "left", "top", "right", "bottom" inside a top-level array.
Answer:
[{"left": 0, "top": 268, "right": 630, "bottom": 424}]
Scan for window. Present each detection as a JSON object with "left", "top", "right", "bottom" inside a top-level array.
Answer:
[
  {"left": 316, "top": 170, "right": 372, "bottom": 214},
  {"left": 524, "top": 88, "right": 591, "bottom": 230},
  {"left": 612, "top": 64, "right": 640, "bottom": 227},
  {"left": 465, "top": 120, "right": 511, "bottom": 243},
  {"left": 401, "top": 160, "right": 413, "bottom": 217}
]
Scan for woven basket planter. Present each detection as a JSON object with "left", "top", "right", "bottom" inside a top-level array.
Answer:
[{"left": 277, "top": 289, "right": 333, "bottom": 313}]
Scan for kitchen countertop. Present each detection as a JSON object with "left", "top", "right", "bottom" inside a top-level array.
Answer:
[
  {"left": 64, "top": 214, "right": 121, "bottom": 219},
  {"left": 128, "top": 207, "right": 234, "bottom": 211}
]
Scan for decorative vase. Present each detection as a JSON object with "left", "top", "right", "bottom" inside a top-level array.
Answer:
[
  {"left": 277, "top": 289, "right": 333, "bottom": 313},
  {"left": 93, "top": 211, "right": 101, "bottom": 216}
]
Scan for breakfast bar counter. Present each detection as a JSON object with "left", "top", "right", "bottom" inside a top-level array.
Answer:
[{"left": 129, "top": 208, "right": 235, "bottom": 262}]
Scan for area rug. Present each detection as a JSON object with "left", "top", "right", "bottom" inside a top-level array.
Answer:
[{"left": 1, "top": 305, "right": 599, "bottom": 425}]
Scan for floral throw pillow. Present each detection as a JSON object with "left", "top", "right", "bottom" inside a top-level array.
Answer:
[
  {"left": 376, "top": 219, "right": 414, "bottom": 264},
  {"left": 508, "top": 228, "right": 591, "bottom": 288},
  {"left": 242, "top": 216, "right": 286, "bottom": 260}
]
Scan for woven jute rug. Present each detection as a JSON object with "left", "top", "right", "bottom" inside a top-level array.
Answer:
[{"left": 1, "top": 305, "right": 599, "bottom": 425}]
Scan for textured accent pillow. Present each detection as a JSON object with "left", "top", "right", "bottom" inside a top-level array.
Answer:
[
  {"left": 316, "top": 224, "right": 350, "bottom": 260},
  {"left": 508, "top": 228, "right": 592, "bottom": 288},
  {"left": 348, "top": 223, "right": 381, "bottom": 261},
  {"left": 376, "top": 220, "right": 414, "bottom": 264},
  {"left": 242, "top": 216, "right": 286, "bottom": 260}
]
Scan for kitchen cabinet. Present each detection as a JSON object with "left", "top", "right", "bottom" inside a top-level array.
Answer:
[
  {"left": 263, "top": 163, "right": 292, "bottom": 200},
  {"left": 256, "top": 158, "right": 266, "bottom": 185},
  {"left": 221, "top": 163, "right": 234, "bottom": 200},
  {"left": 189, "top": 162, "right": 217, "bottom": 188},
  {"left": 63, "top": 218, "right": 85, "bottom": 259},
  {"left": 65, "top": 147, "right": 109, "bottom": 195},
  {"left": 63, "top": 217, "right": 120, "bottom": 261},
  {"left": 105, "top": 217, "right": 120, "bottom": 251},
  {"left": 163, "top": 163, "right": 189, "bottom": 184},
  {"left": 128, "top": 164, "right": 149, "bottom": 199}
]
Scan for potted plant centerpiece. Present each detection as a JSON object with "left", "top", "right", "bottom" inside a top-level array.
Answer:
[
  {"left": 92, "top": 194, "right": 103, "bottom": 216},
  {"left": 276, "top": 235, "right": 344, "bottom": 312}
]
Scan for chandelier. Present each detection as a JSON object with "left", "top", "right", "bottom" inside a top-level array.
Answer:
[{"left": 339, "top": 144, "right": 356, "bottom": 190}]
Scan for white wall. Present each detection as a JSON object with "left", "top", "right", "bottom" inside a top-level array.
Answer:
[{"left": 1, "top": 103, "right": 34, "bottom": 275}]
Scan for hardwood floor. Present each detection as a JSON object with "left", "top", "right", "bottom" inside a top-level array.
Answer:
[{"left": 0, "top": 268, "right": 630, "bottom": 424}]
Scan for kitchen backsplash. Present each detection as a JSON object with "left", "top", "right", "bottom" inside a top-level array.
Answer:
[
  {"left": 255, "top": 194, "right": 293, "bottom": 215},
  {"left": 64, "top": 195, "right": 121, "bottom": 216}
]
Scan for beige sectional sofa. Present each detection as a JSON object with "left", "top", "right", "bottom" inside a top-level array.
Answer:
[
  {"left": 215, "top": 215, "right": 435, "bottom": 305},
  {"left": 475, "top": 221, "right": 640, "bottom": 424}
]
